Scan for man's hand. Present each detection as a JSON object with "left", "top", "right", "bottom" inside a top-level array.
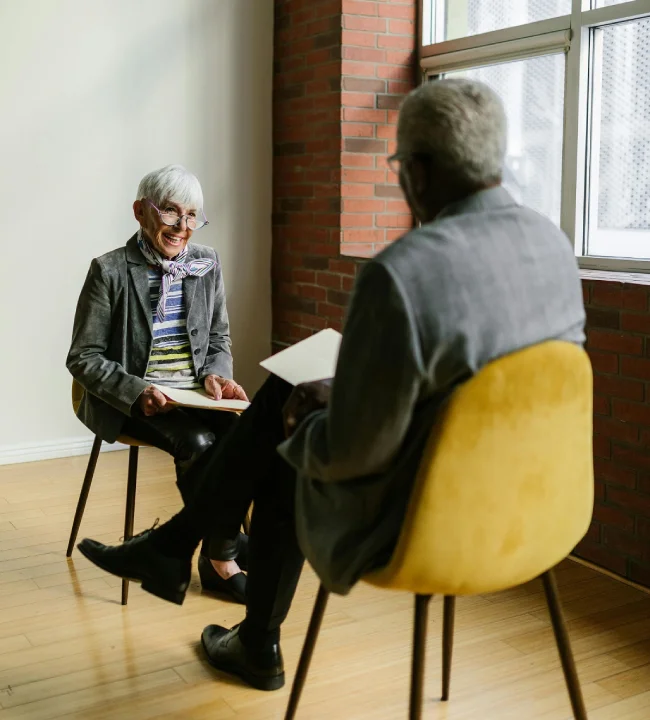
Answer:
[
  {"left": 138, "top": 386, "right": 170, "bottom": 417},
  {"left": 283, "top": 380, "right": 332, "bottom": 437},
  {"left": 204, "top": 375, "right": 249, "bottom": 402}
]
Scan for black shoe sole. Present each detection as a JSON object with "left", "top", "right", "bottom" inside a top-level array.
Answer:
[
  {"left": 77, "top": 543, "right": 186, "bottom": 606},
  {"left": 200, "top": 635, "right": 285, "bottom": 692}
]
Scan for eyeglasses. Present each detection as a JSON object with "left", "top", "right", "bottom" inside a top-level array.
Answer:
[
  {"left": 147, "top": 200, "right": 209, "bottom": 231},
  {"left": 387, "top": 153, "right": 405, "bottom": 176}
]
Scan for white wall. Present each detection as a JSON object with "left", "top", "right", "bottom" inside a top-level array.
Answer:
[{"left": 0, "top": 0, "right": 273, "bottom": 463}]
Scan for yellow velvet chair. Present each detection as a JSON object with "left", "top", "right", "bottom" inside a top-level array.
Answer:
[{"left": 284, "top": 341, "right": 594, "bottom": 720}]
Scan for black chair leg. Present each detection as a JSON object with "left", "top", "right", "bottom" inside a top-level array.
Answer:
[
  {"left": 442, "top": 596, "right": 455, "bottom": 701},
  {"left": 542, "top": 570, "right": 588, "bottom": 720},
  {"left": 284, "top": 584, "right": 330, "bottom": 720},
  {"left": 410, "top": 594, "right": 432, "bottom": 720},
  {"left": 121, "top": 446, "right": 139, "bottom": 606},
  {"left": 66, "top": 436, "right": 102, "bottom": 557}
]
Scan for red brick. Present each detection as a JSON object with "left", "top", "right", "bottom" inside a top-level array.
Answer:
[
  {"left": 375, "top": 184, "right": 404, "bottom": 199},
  {"left": 594, "top": 394, "right": 610, "bottom": 416},
  {"left": 593, "top": 502, "right": 635, "bottom": 532},
  {"left": 637, "top": 475, "right": 650, "bottom": 495},
  {"left": 341, "top": 91, "right": 376, "bottom": 108},
  {"left": 299, "top": 284, "right": 327, "bottom": 301},
  {"left": 593, "top": 374, "right": 644, "bottom": 401},
  {"left": 341, "top": 229, "right": 384, "bottom": 244},
  {"left": 342, "top": 168, "right": 386, "bottom": 184},
  {"left": 607, "top": 485, "right": 650, "bottom": 517},
  {"left": 315, "top": 272, "right": 342, "bottom": 290},
  {"left": 342, "top": 15, "right": 387, "bottom": 32},
  {"left": 582, "top": 282, "right": 591, "bottom": 305},
  {"left": 594, "top": 457, "right": 637, "bottom": 488},
  {"left": 622, "top": 286, "right": 649, "bottom": 311},
  {"left": 342, "top": 77, "right": 386, "bottom": 93},
  {"left": 378, "top": 3, "right": 415, "bottom": 19},
  {"left": 595, "top": 479, "right": 605, "bottom": 501},
  {"left": 343, "top": 137, "right": 386, "bottom": 153},
  {"left": 342, "top": 60, "right": 379, "bottom": 78},
  {"left": 342, "top": 275, "right": 356, "bottom": 291},
  {"left": 341, "top": 183, "right": 376, "bottom": 197},
  {"left": 376, "top": 214, "right": 413, "bottom": 228},
  {"left": 621, "top": 356, "right": 650, "bottom": 381},
  {"left": 594, "top": 434, "right": 611, "bottom": 459},
  {"left": 342, "top": 46, "right": 386, "bottom": 63},
  {"left": 342, "top": 152, "right": 375, "bottom": 168},
  {"left": 329, "top": 259, "right": 359, "bottom": 276},
  {"left": 377, "top": 64, "right": 413, "bottom": 81},
  {"left": 592, "top": 283, "right": 623, "bottom": 308},
  {"left": 340, "top": 242, "right": 376, "bottom": 257},
  {"left": 594, "top": 416, "right": 639, "bottom": 444},
  {"left": 573, "top": 541, "right": 627, "bottom": 576},
  {"left": 377, "top": 94, "right": 403, "bottom": 109},
  {"left": 342, "top": 122, "right": 375, "bottom": 138},
  {"left": 629, "top": 563, "right": 650, "bottom": 588},
  {"left": 318, "top": 302, "right": 346, "bottom": 320},
  {"left": 612, "top": 399, "right": 650, "bottom": 426},
  {"left": 389, "top": 19, "right": 415, "bottom": 35},
  {"left": 612, "top": 445, "right": 650, "bottom": 473},
  {"left": 341, "top": 213, "right": 376, "bottom": 227},
  {"left": 293, "top": 269, "right": 316, "bottom": 284},
  {"left": 588, "top": 330, "right": 643, "bottom": 356},
  {"left": 342, "top": 30, "right": 379, "bottom": 48},
  {"left": 378, "top": 34, "right": 414, "bottom": 50},
  {"left": 603, "top": 526, "right": 647, "bottom": 561},
  {"left": 584, "top": 520, "right": 601, "bottom": 543},
  {"left": 588, "top": 350, "right": 619, "bottom": 374},
  {"left": 342, "top": 107, "right": 387, "bottom": 123},
  {"left": 621, "top": 313, "right": 650, "bottom": 334},
  {"left": 343, "top": 198, "right": 385, "bottom": 213},
  {"left": 343, "top": 1, "right": 380, "bottom": 16}
]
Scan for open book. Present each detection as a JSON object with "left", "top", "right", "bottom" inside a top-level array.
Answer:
[{"left": 153, "top": 328, "right": 343, "bottom": 412}]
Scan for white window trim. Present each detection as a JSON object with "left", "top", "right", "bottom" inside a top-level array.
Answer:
[{"left": 420, "top": 0, "right": 650, "bottom": 273}]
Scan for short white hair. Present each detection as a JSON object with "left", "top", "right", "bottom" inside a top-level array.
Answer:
[
  {"left": 136, "top": 164, "right": 204, "bottom": 210},
  {"left": 398, "top": 79, "right": 507, "bottom": 190}
]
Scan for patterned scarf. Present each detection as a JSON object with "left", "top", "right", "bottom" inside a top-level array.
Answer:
[{"left": 137, "top": 231, "right": 215, "bottom": 323}]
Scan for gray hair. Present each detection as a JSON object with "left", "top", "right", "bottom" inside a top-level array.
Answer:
[
  {"left": 397, "top": 79, "right": 507, "bottom": 190},
  {"left": 136, "top": 164, "right": 204, "bottom": 210}
]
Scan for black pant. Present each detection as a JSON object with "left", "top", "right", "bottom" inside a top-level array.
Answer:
[
  {"left": 123, "top": 407, "right": 239, "bottom": 560},
  {"left": 154, "top": 375, "right": 304, "bottom": 644}
]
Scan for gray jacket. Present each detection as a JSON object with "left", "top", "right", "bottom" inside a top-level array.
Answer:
[
  {"left": 279, "top": 187, "right": 586, "bottom": 595},
  {"left": 67, "top": 234, "right": 232, "bottom": 442}
]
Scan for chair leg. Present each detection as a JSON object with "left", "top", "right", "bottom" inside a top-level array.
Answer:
[
  {"left": 66, "top": 436, "right": 102, "bottom": 557},
  {"left": 284, "top": 584, "right": 330, "bottom": 720},
  {"left": 410, "top": 594, "right": 432, "bottom": 720},
  {"left": 442, "top": 596, "right": 455, "bottom": 701},
  {"left": 542, "top": 570, "right": 588, "bottom": 720},
  {"left": 121, "top": 446, "right": 139, "bottom": 606}
]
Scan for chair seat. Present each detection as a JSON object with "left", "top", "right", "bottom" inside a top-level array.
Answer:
[{"left": 116, "top": 435, "right": 152, "bottom": 448}]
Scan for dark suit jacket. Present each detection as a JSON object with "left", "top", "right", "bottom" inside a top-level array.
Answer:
[
  {"left": 66, "top": 234, "right": 232, "bottom": 442},
  {"left": 279, "top": 187, "right": 587, "bottom": 595}
]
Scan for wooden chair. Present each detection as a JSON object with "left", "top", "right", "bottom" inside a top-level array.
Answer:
[
  {"left": 66, "top": 381, "right": 252, "bottom": 605},
  {"left": 284, "top": 342, "right": 594, "bottom": 720},
  {"left": 66, "top": 381, "right": 151, "bottom": 605}
]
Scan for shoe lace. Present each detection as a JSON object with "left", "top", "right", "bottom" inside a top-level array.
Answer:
[{"left": 120, "top": 518, "right": 160, "bottom": 543}]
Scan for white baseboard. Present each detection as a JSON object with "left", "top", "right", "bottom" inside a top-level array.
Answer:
[{"left": 0, "top": 436, "right": 128, "bottom": 466}]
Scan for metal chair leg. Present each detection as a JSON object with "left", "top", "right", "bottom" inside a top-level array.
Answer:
[
  {"left": 442, "top": 596, "right": 455, "bottom": 701},
  {"left": 284, "top": 584, "right": 330, "bottom": 720},
  {"left": 66, "top": 436, "right": 102, "bottom": 557},
  {"left": 542, "top": 570, "right": 588, "bottom": 720},
  {"left": 121, "top": 446, "right": 139, "bottom": 606},
  {"left": 410, "top": 594, "right": 432, "bottom": 720}
]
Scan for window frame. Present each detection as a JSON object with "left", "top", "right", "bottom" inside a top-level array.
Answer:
[{"left": 419, "top": 0, "right": 650, "bottom": 272}]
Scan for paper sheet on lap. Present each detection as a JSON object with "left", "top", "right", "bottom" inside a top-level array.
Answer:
[{"left": 154, "top": 328, "right": 343, "bottom": 412}]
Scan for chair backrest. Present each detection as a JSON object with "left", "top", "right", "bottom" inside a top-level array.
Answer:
[
  {"left": 72, "top": 379, "right": 84, "bottom": 415},
  {"left": 367, "top": 341, "right": 594, "bottom": 596}
]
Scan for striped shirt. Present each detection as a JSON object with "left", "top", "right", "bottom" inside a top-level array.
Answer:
[{"left": 143, "top": 266, "right": 200, "bottom": 389}]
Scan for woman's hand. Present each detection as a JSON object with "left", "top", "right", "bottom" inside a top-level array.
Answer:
[
  {"left": 204, "top": 375, "right": 249, "bottom": 402},
  {"left": 138, "top": 386, "right": 171, "bottom": 416}
]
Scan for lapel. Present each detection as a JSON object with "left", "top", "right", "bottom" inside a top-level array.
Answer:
[
  {"left": 126, "top": 234, "right": 153, "bottom": 334},
  {"left": 183, "top": 243, "right": 201, "bottom": 329}
]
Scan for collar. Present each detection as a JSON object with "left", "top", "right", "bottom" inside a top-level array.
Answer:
[{"left": 436, "top": 186, "right": 518, "bottom": 222}]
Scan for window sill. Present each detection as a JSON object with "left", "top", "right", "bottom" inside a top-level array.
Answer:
[{"left": 580, "top": 269, "right": 650, "bottom": 287}]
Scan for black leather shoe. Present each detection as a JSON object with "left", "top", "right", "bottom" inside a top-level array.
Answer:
[
  {"left": 201, "top": 624, "right": 284, "bottom": 691},
  {"left": 77, "top": 532, "right": 191, "bottom": 606},
  {"left": 198, "top": 554, "right": 247, "bottom": 604}
]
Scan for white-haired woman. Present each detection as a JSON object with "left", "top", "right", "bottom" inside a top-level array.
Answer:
[{"left": 67, "top": 165, "right": 248, "bottom": 603}]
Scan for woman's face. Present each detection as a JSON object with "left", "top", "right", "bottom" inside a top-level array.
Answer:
[{"left": 134, "top": 199, "right": 195, "bottom": 259}]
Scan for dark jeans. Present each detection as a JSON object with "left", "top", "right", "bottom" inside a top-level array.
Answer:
[
  {"left": 123, "top": 406, "right": 239, "bottom": 560},
  {"left": 153, "top": 375, "right": 304, "bottom": 645}
]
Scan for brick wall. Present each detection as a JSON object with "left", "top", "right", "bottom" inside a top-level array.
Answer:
[
  {"left": 575, "top": 277, "right": 650, "bottom": 586},
  {"left": 272, "top": 0, "right": 417, "bottom": 347}
]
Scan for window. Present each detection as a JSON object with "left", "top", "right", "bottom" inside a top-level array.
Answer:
[{"left": 421, "top": 0, "right": 650, "bottom": 271}]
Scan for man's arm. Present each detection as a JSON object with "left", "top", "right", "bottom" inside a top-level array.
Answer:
[
  {"left": 278, "top": 260, "right": 427, "bottom": 482},
  {"left": 66, "top": 259, "right": 149, "bottom": 416},
  {"left": 199, "top": 255, "right": 233, "bottom": 381}
]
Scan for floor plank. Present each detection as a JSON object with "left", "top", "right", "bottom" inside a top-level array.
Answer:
[{"left": 0, "top": 447, "right": 649, "bottom": 719}]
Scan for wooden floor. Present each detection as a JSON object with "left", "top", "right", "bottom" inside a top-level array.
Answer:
[{"left": 1, "top": 450, "right": 650, "bottom": 719}]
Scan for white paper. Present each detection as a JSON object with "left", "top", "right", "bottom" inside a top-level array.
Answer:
[
  {"left": 153, "top": 385, "right": 250, "bottom": 413},
  {"left": 260, "top": 328, "right": 342, "bottom": 386}
]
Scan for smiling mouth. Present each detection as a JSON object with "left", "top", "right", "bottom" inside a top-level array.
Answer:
[{"left": 163, "top": 234, "right": 185, "bottom": 246}]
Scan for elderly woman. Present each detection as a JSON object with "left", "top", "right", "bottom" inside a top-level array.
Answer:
[{"left": 67, "top": 164, "right": 248, "bottom": 603}]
